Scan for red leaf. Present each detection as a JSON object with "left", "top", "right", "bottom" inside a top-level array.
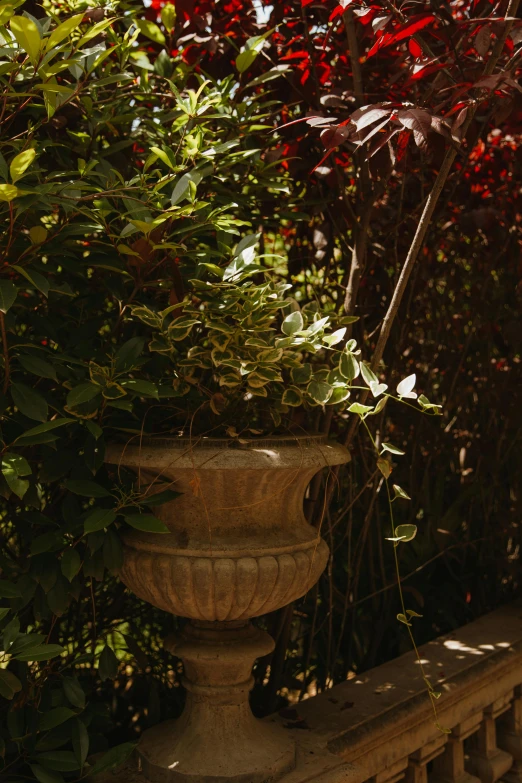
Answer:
[
  {"left": 475, "top": 25, "right": 491, "bottom": 57},
  {"left": 452, "top": 106, "right": 468, "bottom": 131},
  {"left": 408, "top": 38, "right": 423, "bottom": 58},
  {"left": 366, "top": 32, "right": 393, "bottom": 58},
  {"left": 397, "top": 108, "right": 432, "bottom": 139},
  {"left": 354, "top": 115, "right": 392, "bottom": 147},
  {"left": 389, "top": 14, "right": 436, "bottom": 45},
  {"left": 409, "top": 63, "right": 445, "bottom": 82},
  {"left": 320, "top": 125, "right": 351, "bottom": 149},
  {"left": 396, "top": 129, "right": 410, "bottom": 161},
  {"left": 301, "top": 0, "right": 314, "bottom": 5},
  {"left": 352, "top": 106, "right": 391, "bottom": 132},
  {"left": 368, "top": 127, "right": 400, "bottom": 159},
  {"left": 367, "top": 14, "right": 436, "bottom": 58}
]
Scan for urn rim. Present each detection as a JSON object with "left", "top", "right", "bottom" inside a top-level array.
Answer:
[{"left": 105, "top": 432, "right": 351, "bottom": 471}]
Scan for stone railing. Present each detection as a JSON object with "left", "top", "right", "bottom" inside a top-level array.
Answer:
[{"left": 274, "top": 601, "right": 522, "bottom": 783}]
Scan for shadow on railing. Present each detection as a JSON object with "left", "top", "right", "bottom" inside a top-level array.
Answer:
[{"left": 269, "top": 601, "right": 522, "bottom": 783}]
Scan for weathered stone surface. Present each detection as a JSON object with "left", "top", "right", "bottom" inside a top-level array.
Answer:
[
  {"left": 105, "top": 435, "right": 350, "bottom": 783},
  {"left": 96, "top": 603, "right": 522, "bottom": 783}
]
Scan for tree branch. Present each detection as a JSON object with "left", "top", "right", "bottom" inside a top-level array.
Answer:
[
  {"left": 344, "top": 8, "right": 364, "bottom": 105},
  {"left": 370, "top": 0, "right": 519, "bottom": 374}
]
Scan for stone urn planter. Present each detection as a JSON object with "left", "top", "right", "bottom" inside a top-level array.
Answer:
[{"left": 105, "top": 434, "right": 350, "bottom": 783}]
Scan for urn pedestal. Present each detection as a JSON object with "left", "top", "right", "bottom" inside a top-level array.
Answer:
[{"left": 106, "top": 435, "right": 350, "bottom": 783}]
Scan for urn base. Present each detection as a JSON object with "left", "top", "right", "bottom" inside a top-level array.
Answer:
[
  {"left": 136, "top": 621, "right": 296, "bottom": 783},
  {"left": 138, "top": 716, "right": 295, "bottom": 783}
]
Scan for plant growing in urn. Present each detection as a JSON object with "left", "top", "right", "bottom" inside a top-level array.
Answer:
[{"left": 102, "top": 250, "right": 443, "bottom": 780}]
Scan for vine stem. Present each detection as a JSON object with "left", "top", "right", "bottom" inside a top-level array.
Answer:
[{"left": 361, "top": 417, "right": 446, "bottom": 730}]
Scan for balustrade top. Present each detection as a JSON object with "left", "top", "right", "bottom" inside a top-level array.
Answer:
[{"left": 272, "top": 601, "right": 522, "bottom": 783}]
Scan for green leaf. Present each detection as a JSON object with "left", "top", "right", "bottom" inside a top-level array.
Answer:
[
  {"left": 45, "top": 13, "right": 84, "bottom": 50},
  {"left": 115, "top": 336, "right": 145, "bottom": 371},
  {"left": 0, "top": 669, "right": 22, "bottom": 699},
  {"left": 281, "top": 310, "right": 303, "bottom": 336},
  {"left": 10, "top": 148, "right": 36, "bottom": 183},
  {"left": 397, "top": 373, "right": 417, "bottom": 399},
  {"left": 160, "top": 3, "right": 176, "bottom": 29},
  {"left": 170, "top": 171, "right": 203, "bottom": 205},
  {"left": 392, "top": 484, "right": 411, "bottom": 501},
  {"left": 77, "top": 17, "right": 115, "bottom": 47},
  {"left": 10, "top": 15, "right": 41, "bottom": 65},
  {"left": 15, "top": 644, "right": 65, "bottom": 662},
  {"left": 281, "top": 387, "right": 303, "bottom": 407},
  {"left": 327, "top": 386, "right": 351, "bottom": 405},
  {"left": 11, "top": 382, "right": 48, "bottom": 421},
  {"left": 406, "top": 609, "right": 423, "bottom": 618},
  {"left": 307, "top": 380, "right": 333, "bottom": 405},
  {"left": 322, "top": 327, "right": 346, "bottom": 347},
  {"left": 150, "top": 145, "right": 176, "bottom": 171},
  {"left": 0, "top": 580, "right": 22, "bottom": 598},
  {"left": 246, "top": 64, "right": 291, "bottom": 88},
  {"left": 135, "top": 19, "right": 165, "bottom": 44},
  {"left": 381, "top": 442, "right": 405, "bottom": 455},
  {"left": 0, "top": 183, "right": 20, "bottom": 202},
  {"left": 418, "top": 394, "right": 442, "bottom": 412},
  {"left": 377, "top": 457, "right": 392, "bottom": 479},
  {"left": 124, "top": 513, "right": 169, "bottom": 533},
  {"left": 35, "top": 751, "right": 80, "bottom": 772},
  {"left": 84, "top": 508, "right": 116, "bottom": 533},
  {"left": 17, "top": 418, "right": 73, "bottom": 441},
  {"left": 72, "top": 719, "right": 89, "bottom": 769},
  {"left": 236, "top": 31, "right": 273, "bottom": 73},
  {"left": 339, "top": 352, "right": 359, "bottom": 381},
  {"left": 29, "top": 764, "right": 65, "bottom": 783},
  {"left": 89, "top": 742, "right": 136, "bottom": 777},
  {"left": 290, "top": 364, "right": 312, "bottom": 384},
  {"left": 367, "top": 395, "right": 388, "bottom": 416},
  {"left": 98, "top": 644, "right": 119, "bottom": 680},
  {"left": 360, "top": 362, "right": 378, "bottom": 387},
  {"left": 62, "top": 677, "right": 85, "bottom": 709},
  {"left": 120, "top": 379, "right": 159, "bottom": 398},
  {"left": 18, "top": 354, "right": 57, "bottom": 381},
  {"left": 12, "top": 264, "right": 49, "bottom": 297},
  {"left": 39, "top": 708, "right": 76, "bottom": 732},
  {"left": 394, "top": 524, "right": 418, "bottom": 543},
  {"left": 64, "top": 480, "right": 111, "bottom": 498},
  {"left": 347, "top": 402, "right": 373, "bottom": 416},
  {"left": 370, "top": 381, "right": 388, "bottom": 397},
  {"left": 61, "top": 549, "right": 81, "bottom": 582},
  {"left": 168, "top": 317, "right": 200, "bottom": 341},
  {"left": 85, "top": 421, "right": 103, "bottom": 440},
  {"left": 66, "top": 383, "right": 101, "bottom": 408},
  {"left": 29, "top": 226, "right": 48, "bottom": 244},
  {"left": 396, "top": 613, "right": 412, "bottom": 627},
  {"left": 0, "top": 280, "right": 17, "bottom": 313},
  {"left": 2, "top": 452, "right": 31, "bottom": 500}
]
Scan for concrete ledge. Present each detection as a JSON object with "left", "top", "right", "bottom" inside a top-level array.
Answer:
[{"left": 276, "top": 601, "right": 522, "bottom": 781}]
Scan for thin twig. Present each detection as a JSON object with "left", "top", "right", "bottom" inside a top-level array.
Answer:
[{"left": 0, "top": 312, "right": 10, "bottom": 394}]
